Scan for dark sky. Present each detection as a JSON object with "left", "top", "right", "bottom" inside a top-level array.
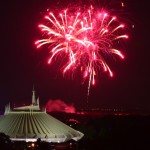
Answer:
[{"left": 0, "top": 0, "right": 150, "bottom": 111}]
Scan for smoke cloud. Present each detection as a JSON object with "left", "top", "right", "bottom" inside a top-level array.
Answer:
[{"left": 46, "top": 99, "right": 76, "bottom": 113}]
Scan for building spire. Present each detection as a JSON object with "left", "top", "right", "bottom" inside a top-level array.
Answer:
[
  {"left": 4, "top": 103, "right": 11, "bottom": 115},
  {"left": 37, "top": 97, "right": 39, "bottom": 106},
  {"left": 32, "top": 85, "right": 36, "bottom": 105}
]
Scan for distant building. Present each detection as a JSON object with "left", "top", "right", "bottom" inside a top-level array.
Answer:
[{"left": 0, "top": 88, "right": 83, "bottom": 142}]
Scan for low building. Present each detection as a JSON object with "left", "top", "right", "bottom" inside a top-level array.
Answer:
[{"left": 0, "top": 89, "right": 83, "bottom": 143}]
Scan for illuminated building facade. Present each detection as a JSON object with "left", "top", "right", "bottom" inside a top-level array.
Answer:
[{"left": 0, "top": 89, "right": 83, "bottom": 143}]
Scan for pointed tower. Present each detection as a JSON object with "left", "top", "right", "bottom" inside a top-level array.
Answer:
[
  {"left": 4, "top": 103, "right": 10, "bottom": 115},
  {"left": 37, "top": 97, "right": 39, "bottom": 106},
  {"left": 32, "top": 86, "right": 36, "bottom": 105},
  {"left": 4, "top": 104, "right": 8, "bottom": 115}
]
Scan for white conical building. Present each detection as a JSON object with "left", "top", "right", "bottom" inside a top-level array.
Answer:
[{"left": 0, "top": 89, "right": 83, "bottom": 142}]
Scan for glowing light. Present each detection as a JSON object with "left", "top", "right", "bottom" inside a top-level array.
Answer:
[
  {"left": 132, "top": 24, "right": 135, "bottom": 28},
  {"left": 121, "top": 2, "right": 125, "bottom": 7},
  {"left": 35, "top": 6, "right": 128, "bottom": 88}
]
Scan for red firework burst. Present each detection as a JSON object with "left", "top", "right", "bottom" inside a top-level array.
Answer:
[{"left": 35, "top": 6, "right": 128, "bottom": 87}]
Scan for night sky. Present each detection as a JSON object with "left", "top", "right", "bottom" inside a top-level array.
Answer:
[{"left": 0, "top": 0, "right": 150, "bottom": 111}]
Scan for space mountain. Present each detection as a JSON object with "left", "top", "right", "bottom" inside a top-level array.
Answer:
[{"left": 0, "top": 89, "right": 83, "bottom": 142}]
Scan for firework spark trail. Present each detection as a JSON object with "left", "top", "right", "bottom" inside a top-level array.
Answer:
[{"left": 35, "top": 6, "right": 128, "bottom": 97}]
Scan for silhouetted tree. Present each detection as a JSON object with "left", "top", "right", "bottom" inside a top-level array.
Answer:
[
  {"left": 35, "top": 138, "right": 52, "bottom": 150},
  {"left": 0, "top": 132, "right": 12, "bottom": 150}
]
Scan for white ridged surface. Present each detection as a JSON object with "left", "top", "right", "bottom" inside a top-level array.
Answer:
[{"left": 0, "top": 112, "right": 83, "bottom": 142}]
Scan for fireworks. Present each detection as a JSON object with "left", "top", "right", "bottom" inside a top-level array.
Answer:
[{"left": 35, "top": 6, "right": 128, "bottom": 87}]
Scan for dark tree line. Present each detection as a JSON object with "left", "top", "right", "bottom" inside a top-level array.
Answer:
[{"left": 0, "top": 132, "right": 12, "bottom": 150}]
